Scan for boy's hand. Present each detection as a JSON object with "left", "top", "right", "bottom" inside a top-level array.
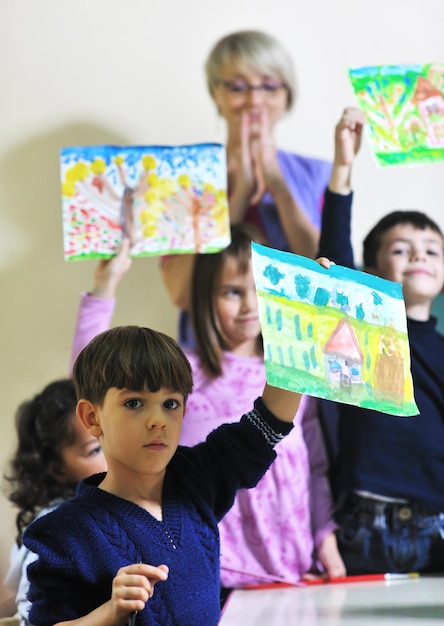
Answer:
[
  {"left": 110, "top": 563, "right": 169, "bottom": 622},
  {"left": 334, "top": 107, "right": 366, "bottom": 167},
  {"left": 329, "top": 107, "right": 366, "bottom": 195},
  {"left": 91, "top": 237, "right": 132, "bottom": 299},
  {"left": 315, "top": 256, "right": 334, "bottom": 270}
]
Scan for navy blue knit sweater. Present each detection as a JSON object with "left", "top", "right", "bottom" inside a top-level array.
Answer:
[
  {"left": 318, "top": 189, "right": 444, "bottom": 511},
  {"left": 23, "top": 399, "right": 292, "bottom": 626}
]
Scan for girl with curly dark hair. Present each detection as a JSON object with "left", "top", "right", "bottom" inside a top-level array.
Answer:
[{"left": 2, "top": 378, "right": 106, "bottom": 624}]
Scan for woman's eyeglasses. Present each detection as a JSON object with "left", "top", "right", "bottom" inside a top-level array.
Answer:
[{"left": 217, "top": 80, "right": 287, "bottom": 96}]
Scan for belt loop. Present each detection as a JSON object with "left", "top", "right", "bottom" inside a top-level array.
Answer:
[
  {"left": 438, "top": 513, "right": 444, "bottom": 540},
  {"left": 374, "top": 502, "right": 387, "bottom": 529}
]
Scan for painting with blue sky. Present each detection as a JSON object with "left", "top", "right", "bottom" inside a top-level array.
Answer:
[
  {"left": 252, "top": 242, "right": 418, "bottom": 416},
  {"left": 349, "top": 63, "right": 444, "bottom": 167},
  {"left": 60, "top": 143, "right": 230, "bottom": 260}
]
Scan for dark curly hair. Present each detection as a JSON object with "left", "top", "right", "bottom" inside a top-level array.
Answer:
[{"left": 3, "top": 378, "right": 78, "bottom": 545}]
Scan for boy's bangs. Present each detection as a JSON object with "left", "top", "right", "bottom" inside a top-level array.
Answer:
[
  {"left": 104, "top": 334, "right": 193, "bottom": 397},
  {"left": 73, "top": 326, "right": 193, "bottom": 403}
]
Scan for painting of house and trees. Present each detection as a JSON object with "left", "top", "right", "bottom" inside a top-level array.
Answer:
[
  {"left": 349, "top": 62, "right": 444, "bottom": 167},
  {"left": 252, "top": 243, "right": 418, "bottom": 417}
]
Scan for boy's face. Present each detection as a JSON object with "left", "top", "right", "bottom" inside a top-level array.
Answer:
[
  {"left": 369, "top": 224, "right": 444, "bottom": 304},
  {"left": 79, "top": 387, "right": 185, "bottom": 482}
]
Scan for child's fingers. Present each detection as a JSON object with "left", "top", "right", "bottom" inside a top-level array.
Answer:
[
  {"left": 315, "top": 256, "right": 334, "bottom": 269},
  {"left": 113, "top": 564, "right": 169, "bottom": 610},
  {"left": 338, "top": 107, "right": 366, "bottom": 131},
  {"left": 115, "top": 563, "right": 168, "bottom": 586},
  {"left": 118, "top": 236, "right": 132, "bottom": 254},
  {"left": 157, "top": 564, "right": 169, "bottom": 576},
  {"left": 123, "top": 563, "right": 169, "bottom": 582},
  {"left": 109, "top": 237, "right": 133, "bottom": 274}
]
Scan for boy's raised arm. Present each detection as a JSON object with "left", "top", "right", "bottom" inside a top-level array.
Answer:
[
  {"left": 261, "top": 384, "right": 302, "bottom": 423},
  {"left": 329, "top": 107, "right": 365, "bottom": 195},
  {"left": 318, "top": 108, "right": 365, "bottom": 268}
]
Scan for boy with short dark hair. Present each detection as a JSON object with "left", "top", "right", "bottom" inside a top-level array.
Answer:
[
  {"left": 319, "top": 107, "right": 444, "bottom": 574},
  {"left": 23, "top": 325, "right": 304, "bottom": 626}
]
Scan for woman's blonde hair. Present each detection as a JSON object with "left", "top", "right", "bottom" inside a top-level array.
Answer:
[{"left": 205, "top": 30, "right": 296, "bottom": 110}]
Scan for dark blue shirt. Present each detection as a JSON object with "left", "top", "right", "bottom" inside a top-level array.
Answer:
[
  {"left": 24, "top": 400, "right": 292, "bottom": 626},
  {"left": 318, "top": 189, "right": 444, "bottom": 511}
]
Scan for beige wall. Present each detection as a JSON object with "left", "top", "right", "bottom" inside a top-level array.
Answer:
[{"left": 1, "top": 0, "right": 443, "bottom": 600}]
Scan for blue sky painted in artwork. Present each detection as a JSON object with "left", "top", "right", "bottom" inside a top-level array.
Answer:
[
  {"left": 349, "top": 64, "right": 423, "bottom": 79},
  {"left": 252, "top": 242, "right": 408, "bottom": 332},
  {"left": 60, "top": 143, "right": 227, "bottom": 189}
]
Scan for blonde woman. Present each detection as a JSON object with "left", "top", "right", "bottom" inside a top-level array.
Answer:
[{"left": 161, "top": 30, "right": 331, "bottom": 348}]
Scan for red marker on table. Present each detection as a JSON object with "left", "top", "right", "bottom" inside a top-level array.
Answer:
[{"left": 242, "top": 572, "right": 419, "bottom": 590}]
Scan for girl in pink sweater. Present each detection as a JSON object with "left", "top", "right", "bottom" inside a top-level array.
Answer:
[{"left": 180, "top": 223, "right": 344, "bottom": 587}]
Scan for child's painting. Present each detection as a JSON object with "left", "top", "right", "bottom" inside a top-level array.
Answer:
[
  {"left": 349, "top": 63, "right": 444, "bottom": 167},
  {"left": 61, "top": 143, "right": 230, "bottom": 260},
  {"left": 252, "top": 243, "right": 418, "bottom": 417}
]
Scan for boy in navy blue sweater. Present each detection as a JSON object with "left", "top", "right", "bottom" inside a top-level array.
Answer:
[
  {"left": 23, "top": 325, "right": 305, "bottom": 626},
  {"left": 319, "top": 108, "right": 444, "bottom": 574}
]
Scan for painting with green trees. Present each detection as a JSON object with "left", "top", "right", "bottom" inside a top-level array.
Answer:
[
  {"left": 252, "top": 243, "right": 418, "bottom": 417},
  {"left": 349, "top": 63, "right": 444, "bottom": 167}
]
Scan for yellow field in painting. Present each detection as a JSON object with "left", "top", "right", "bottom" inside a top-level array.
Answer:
[{"left": 258, "top": 292, "right": 418, "bottom": 417}]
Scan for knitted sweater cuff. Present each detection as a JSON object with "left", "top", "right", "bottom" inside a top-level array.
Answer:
[{"left": 244, "top": 397, "right": 294, "bottom": 448}]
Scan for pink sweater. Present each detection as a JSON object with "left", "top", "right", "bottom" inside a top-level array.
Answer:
[{"left": 70, "top": 293, "right": 337, "bottom": 586}]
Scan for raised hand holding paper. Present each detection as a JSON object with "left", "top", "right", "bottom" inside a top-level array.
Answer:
[
  {"left": 61, "top": 143, "right": 230, "bottom": 260},
  {"left": 252, "top": 243, "right": 418, "bottom": 416}
]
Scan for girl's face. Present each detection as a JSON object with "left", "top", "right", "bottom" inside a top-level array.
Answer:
[
  {"left": 56, "top": 414, "right": 107, "bottom": 484},
  {"left": 214, "top": 255, "right": 262, "bottom": 356},
  {"left": 211, "top": 62, "right": 288, "bottom": 140}
]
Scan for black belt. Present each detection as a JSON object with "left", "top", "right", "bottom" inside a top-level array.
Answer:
[{"left": 342, "top": 492, "right": 440, "bottom": 522}]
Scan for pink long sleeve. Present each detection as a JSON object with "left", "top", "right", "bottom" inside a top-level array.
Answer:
[
  {"left": 69, "top": 293, "right": 115, "bottom": 374},
  {"left": 180, "top": 350, "right": 339, "bottom": 586}
]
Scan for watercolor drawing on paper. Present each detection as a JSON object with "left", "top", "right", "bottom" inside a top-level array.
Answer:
[
  {"left": 252, "top": 243, "right": 418, "bottom": 416},
  {"left": 349, "top": 63, "right": 444, "bottom": 167},
  {"left": 60, "top": 143, "right": 230, "bottom": 260}
]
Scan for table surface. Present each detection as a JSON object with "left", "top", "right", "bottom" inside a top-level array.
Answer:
[{"left": 219, "top": 577, "right": 444, "bottom": 625}]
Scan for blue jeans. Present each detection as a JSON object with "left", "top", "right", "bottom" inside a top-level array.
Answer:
[{"left": 336, "top": 493, "right": 444, "bottom": 574}]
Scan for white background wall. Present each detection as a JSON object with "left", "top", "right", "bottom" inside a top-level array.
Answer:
[{"left": 1, "top": 0, "right": 443, "bottom": 599}]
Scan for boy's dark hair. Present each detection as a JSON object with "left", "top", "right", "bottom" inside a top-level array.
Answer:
[
  {"left": 363, "top": 210, "right": 443, "bottom": 269},
  {"left": 72, "top": 326, "right": 193, "bottom": 404},
  {"left": 191, "top": 222, "right": 267, "bottom": 377},
  {"left": 3, "top": 379, "right": 78, "bottom": 544}
]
